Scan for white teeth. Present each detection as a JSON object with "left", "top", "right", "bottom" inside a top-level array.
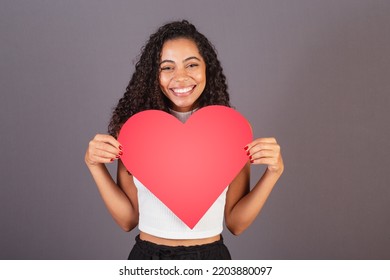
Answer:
[{"left": 172, "top": 86, "right": 194, "bottom": 94}]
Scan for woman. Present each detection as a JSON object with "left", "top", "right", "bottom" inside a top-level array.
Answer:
[{"left": 85, "top": 20, "right": 284, "bottom": 259}]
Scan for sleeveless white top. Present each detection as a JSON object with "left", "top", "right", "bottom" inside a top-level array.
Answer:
[{"left": 133, "top": 109, "right": 228, "bottom": 239}]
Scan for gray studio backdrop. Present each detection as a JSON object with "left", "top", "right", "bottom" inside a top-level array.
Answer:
[{"left": 1, "top": 0, "right": 389, "bottom": 260}]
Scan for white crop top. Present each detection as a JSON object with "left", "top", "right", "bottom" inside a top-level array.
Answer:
[
  {"left": 133, "top": 109, "right": 228, "bottom": 239},
  {"left": 134, "top": 177, "right": 227, "bottom": 239}
]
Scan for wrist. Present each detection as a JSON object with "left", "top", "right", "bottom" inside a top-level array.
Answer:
[
  {"left": 85, "top": 155, "right": 104, "bottom": 169},
  {"left": 266, "top": 166, "right": 284, "bottom": 177}
]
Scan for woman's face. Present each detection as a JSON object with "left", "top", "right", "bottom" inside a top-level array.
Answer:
[{"left": 159, "top": 38, "right": 206, "bottom": 112}]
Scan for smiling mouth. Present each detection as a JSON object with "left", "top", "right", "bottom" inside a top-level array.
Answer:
[{"left": 170, "top": 85, "right": 196, "bottom": 96}]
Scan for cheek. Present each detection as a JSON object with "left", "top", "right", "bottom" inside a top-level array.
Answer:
[
  {"left": 196, "top": 72, "right": 206, "bottom": 87},
  {"left": 159, "top": 74, "right": 170, "bottom": 89},
  {"left": 199, "top": 67, "right": 207, "bottom": 82},
  {"left": 192, "top": 70, "right": 206, "bottom": 83}
]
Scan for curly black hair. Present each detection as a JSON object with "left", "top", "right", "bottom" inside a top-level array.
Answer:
[{"left": 108, "top": 20, "right": 231, "bottom": 137}]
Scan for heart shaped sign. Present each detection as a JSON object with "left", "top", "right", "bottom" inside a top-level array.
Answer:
[{"left": 118, "top": 105, "right": 253, "bottom": 229}]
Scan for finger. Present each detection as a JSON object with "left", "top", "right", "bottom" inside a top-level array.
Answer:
[
  {"left": 250, "top": 157, "right": 278, "bottom": 166},
  {"left": 88, "top": 140, "right": 122, "bottom": 162},
  {"left": 246, "top": 145, "right": 280, "bottom": 161},
  {"left": 249, "top": 150, "right": 277, "bottom": 160},
  {"left": 94, "top": 141, "right": 122, "bottom": 157},
  {"left": 89, "top": 152, "right": 118, "bottom": 164},
  {"left": 94, "top": 134, "right": 123, "bottom": 150},
  {"left": 93, "top": 147, "right": 120, "bottom": 160},
  {"left": 244, "top": 137, "right": 278, "bottom": 151},
  {"left": 247, "top": 143, "right": 279, "bottom": 155}
]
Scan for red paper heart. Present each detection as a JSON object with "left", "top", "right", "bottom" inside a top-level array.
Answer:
[{"left": 118, "top": 105, "right": 253, "bottom": 229}]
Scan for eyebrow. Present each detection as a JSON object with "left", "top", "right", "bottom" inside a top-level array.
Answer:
[{"left": 160, "top": 56, "right": 201, "bottom": 65}]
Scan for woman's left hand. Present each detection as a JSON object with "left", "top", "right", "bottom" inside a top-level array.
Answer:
[{"left": 245, "top": 137, "right": 284, "bottom": 175}]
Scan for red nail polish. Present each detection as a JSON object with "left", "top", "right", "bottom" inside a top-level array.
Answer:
[
  {"left": 249, "top": 156, "right": 252, "bottom": 160},
  {"left": 247, "top": 151, "right": 250, "bottom": 156},
  {"left": 119, "top": 145, "right": 123, "bottom": 150},
  {"left": 116, "top": 155, "right": 120, "bottom": 159},
  {"left": 110, "top": 158, "right": 114, "bottom": 162},
  {"left": 250, "top": 160, "right": 254, "bottom": 163},
  {"left": 119, "top": 151, "right": 123, "bottom": 156},
  {"left": 244, "top": 146, "right": 248, "bottom": 150}
]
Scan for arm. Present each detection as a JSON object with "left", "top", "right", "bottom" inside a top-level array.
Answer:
[
  {"left": 224, "top": 137, "right": 284, "bottom": 235},
  {"left": 85, "top": 134, "right": 139, "bottom": 232}
]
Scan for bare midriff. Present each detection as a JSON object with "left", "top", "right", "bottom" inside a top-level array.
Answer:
[{"left": 139, "top": 231, "right": 221, "bottom": 246}]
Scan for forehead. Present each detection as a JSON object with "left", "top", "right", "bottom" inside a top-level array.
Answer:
[{"left": 160, "top": 38, "right": 202, "bottom": 60}]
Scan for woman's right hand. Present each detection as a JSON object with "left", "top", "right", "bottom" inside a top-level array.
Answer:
[{"left": 85, "top": 134, "right": 123, "bottom": 167}]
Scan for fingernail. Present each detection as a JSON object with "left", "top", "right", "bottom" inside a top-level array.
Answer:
[
  {"left": 247, "top": 151, "right": 250, "bottom": 156},
  {"left": 249, "top": 156, "right": 252, "bottom": 160},
  {"left": 119, "top": 145, "right": 123, "bottom": 150},
  {"left": 244, "top": 146, "right": 248, "bottom": 150},
  {"left": 110, "top": 158, "right": 115, "bottom": 162},
  {"left": 116, "top": 155, "right": 120, "bottom": 159},
  {"left": 250, "top": 160, "right": 254, "bottom": 163},
  {"left": 119, "top": 151, "right": 123, "bottom": 156}
]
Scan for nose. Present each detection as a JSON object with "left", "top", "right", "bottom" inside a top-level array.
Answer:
[
  {"left": 174, "top": 68, "right": 189, "bottom": 82},
  {"left": 175, "top": 76, "right": 189, "bottom": 82}
]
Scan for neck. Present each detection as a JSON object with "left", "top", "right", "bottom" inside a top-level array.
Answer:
[{"left": 169, "top": 107, "right": 198, "bottom": 123}]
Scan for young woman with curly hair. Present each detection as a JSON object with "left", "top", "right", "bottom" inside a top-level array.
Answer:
[{"left": 85, "top": 20, "right": 284, "bottom": 260}]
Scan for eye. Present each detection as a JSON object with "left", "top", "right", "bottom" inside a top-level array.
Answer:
[
  {"left": 160, "top": 66, "right": 174, "bottom": 72},
  {"left": 187, "top": 63, "right": 199, "bottom": 69}
]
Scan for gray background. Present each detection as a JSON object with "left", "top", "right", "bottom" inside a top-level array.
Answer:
[{"left": 1, "top": 0, "right": 389, "bottom": 260}]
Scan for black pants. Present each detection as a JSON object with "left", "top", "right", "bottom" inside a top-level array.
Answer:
[{"left": 128, "top": 235, "right": 231, "bottom": 260}]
